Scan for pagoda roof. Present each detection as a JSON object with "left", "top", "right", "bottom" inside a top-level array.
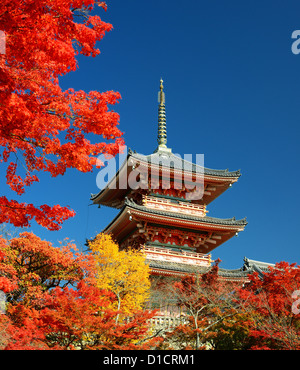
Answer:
[
  {"left": 103, "top": 198, "right": 247, "bottom": 254},
  {"left": 148, "top": 258, "right": 209, "bottom": 276},
  {"left": 91, "top": 150, "right": 241, "bottom": 207},
  {"left": 129, "top": 150, "right": 241, "bottom": 178},
  {"left": 148, "top": 256, "right": 274, "bottom": 280},
  {"left": 218, "top": 257, "right": 275, "bottom": 280},
  {"left": 122, "top": 198, "right": 247, "bottom": 227}
]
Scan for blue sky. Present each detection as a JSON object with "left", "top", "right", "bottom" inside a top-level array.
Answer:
[{"left": 3, "top": 0, "right": 300, "bottom": 269}]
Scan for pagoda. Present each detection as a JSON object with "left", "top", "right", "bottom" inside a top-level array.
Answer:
[{"left": 91, "top": 79, "right": 247, "bottom": 278}]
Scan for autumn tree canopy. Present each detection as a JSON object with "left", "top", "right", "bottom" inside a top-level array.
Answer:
[
  {"left": 159, "top": 260, "right": 300, "bottom": 350},
  {"left": 0, "top": 0, "right": 124, "bottom": 230},
  {"left": 238, "top": 261, "right": 300, "bottom": 350},
  {"left": 88, "top": 233, "right": 151, "bottom": 316},
  {"left": 160, "top": 260, "right": 249, "bottom": 350},
  {"left": 0, "top": 232, "right": 159, "bottom": 350}
]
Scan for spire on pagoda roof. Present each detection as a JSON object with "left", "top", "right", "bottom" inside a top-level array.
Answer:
[{"left": 155, "top": 78, "right": 172, "bottom": 154}]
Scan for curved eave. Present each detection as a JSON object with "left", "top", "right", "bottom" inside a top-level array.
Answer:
[
  {"left": 218, "top": 268, "right": 251, "bottom": 280},
  {"left": 103, "top": 202, "right": 247, "bottom": 234},
  {"left": 148, "top": 260, "right": 272, "bottom": 281},
  {"left": 103, "top": 201, "right": 247, "bottom": 254},
  {"left": 148, "top": 261, "right": 249, "bottom": 280},
  {"left": 124, "top": 200, "right": 247, "bottom": 230},
  {"left": 91, "top": 151, "right": 241, "bottom": 206},
  {"left": 130, "top": 152, "right": 241, "bottom": 178},
  {"left": 90, "top": 153, "right": 132, "bottom": 207},
  {"left": 103, "top": 205, "right": 129, "bottom": 234},
  {"left": 147, "top": 260, "right": 209, "bottom": 277}
]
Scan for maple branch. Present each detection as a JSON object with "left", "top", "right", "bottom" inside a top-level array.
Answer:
[
  {"left": 136, "top": 327, "right": 164, "bottom": 346},
  {"left": 8, "top": 133, "right": 45, "bottom": 149}
]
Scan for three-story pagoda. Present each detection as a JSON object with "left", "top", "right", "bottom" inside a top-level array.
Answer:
[{"left": 91, "top": 79, "right": 247, "bottom": 277}]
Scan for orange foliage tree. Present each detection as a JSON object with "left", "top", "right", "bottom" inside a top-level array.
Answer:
[
  {"left": 0, "top": 0, "right": 124, "bottom": 230},
  {"left": 160, "top": 260, "right": 253, "bottom": 350},
  {"left": 0, "top": 232, "right": 159, "bottom": 350},
  {"left": 162, "top": 260, "right": 300, "bottom": 350},
  {"left": 238, "top": 261, "right": 300, "bottom": 350}
]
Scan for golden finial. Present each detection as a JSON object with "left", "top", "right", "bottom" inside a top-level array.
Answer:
[{"left": 158, "top": 78, "right": 165, "bottom": 105}]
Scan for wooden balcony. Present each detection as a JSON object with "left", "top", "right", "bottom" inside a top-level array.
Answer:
[
  {"left": 143, "top": 245, "right": 211, "bottom": 267},
  {"left": 148, "top": 315, "right": 187, "bottom": 331},
  {"left": 142, "top": 195, "right": 207, "bottom": 217}
]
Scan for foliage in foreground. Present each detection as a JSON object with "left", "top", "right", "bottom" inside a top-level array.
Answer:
[
  {"left": 0, "top": 0, "right": 124, "bottom": 230},
  {"left": 88, "top": 233, "right": 151, "bottom": 315},
  {"left": 159, "top": 260, "right": 300, "bottom": 350},
  {"left": 0, "top": 232, "right": 160, "bottom": 350},
  {"left": 1, "top": 230, "right": 299, "bottom": 350}
]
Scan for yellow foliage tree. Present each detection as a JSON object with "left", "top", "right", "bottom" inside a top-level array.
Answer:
[{"left": 88, "top": 233, "right": 151, "bottom": 318}]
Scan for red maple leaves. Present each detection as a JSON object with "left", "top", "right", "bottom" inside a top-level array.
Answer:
[
  {"left": 237, "top": 261, "right": 300, "bottom": 349},
  {"left": 0, "top": 232, "right": 158, "bottom": 350},
  {"left": 0, "top": 0, "right": 124, "bottom": 230},
  {"left": 161, "top": 260, "right": 300, "bottom": 350}
]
